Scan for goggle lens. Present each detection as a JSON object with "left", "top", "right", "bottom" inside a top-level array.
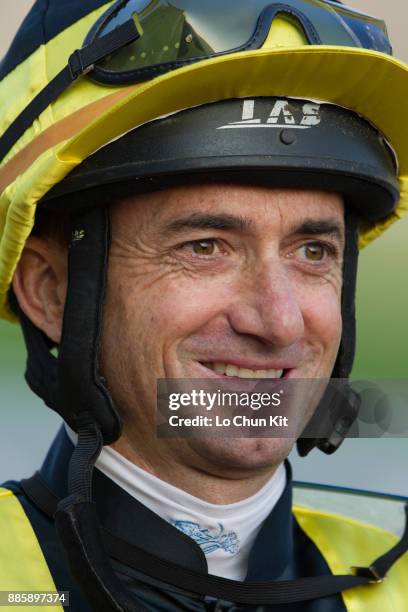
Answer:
[{"left": 88, "top": 0, "right": 391, "bottom": 82}]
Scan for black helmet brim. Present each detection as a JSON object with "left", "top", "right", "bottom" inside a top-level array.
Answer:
[{"left": 44, "top": 98, "right": 399, "bottom": 222}]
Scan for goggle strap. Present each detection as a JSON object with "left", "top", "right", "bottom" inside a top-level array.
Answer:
[
  {"left": 0, "top": 19, "right": 139, "bottom": 163},
  {"left": 69, "top": 18, "right": 139, "bottom": 79}
]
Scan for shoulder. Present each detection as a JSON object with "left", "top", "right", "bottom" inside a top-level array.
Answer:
[
  {"left": 293, "top": 504, "right": 408, "bottom": 611},
  {"left": 0, "top": 483, "right": 93, "bottom": 610},
  {"left": 0, "top": 480, "right": 41, "bottom": 516},
  {"left": 293, "top": 504, "right": 400, "bottom": 559},
  {"left": 0, "top": 482, "right": 50, "bottom": 543},
  {"left": 0, "top": 484, "right": 62, "bottom": 594},
  {"left": 0, "top": 482, "right": 56, "bottom": 561},
  {"left": 0, "top": 482, "right": 28, "bottom": 516}
]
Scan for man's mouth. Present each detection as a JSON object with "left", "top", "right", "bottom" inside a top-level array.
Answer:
[{"left": 201, "top": 362, "right": 285, "bottom": 379}]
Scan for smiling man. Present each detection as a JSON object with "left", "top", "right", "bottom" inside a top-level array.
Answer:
[
  {"left": 103, "top": 186, "right": 344, "bottom": 481},
  {"left": 1, "top": 1, "right": 408, "bottom": 611}
]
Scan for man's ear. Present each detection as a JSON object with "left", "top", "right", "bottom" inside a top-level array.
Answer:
[{"left": 12, "top": 237, "right": 68, "bottom": 344}]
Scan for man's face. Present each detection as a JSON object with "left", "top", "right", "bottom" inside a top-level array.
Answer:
[{"left": 102, "top": 184, "right": 345, "bottom": 476}]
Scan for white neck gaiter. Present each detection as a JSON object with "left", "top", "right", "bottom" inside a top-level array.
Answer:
[{"left": 65, "top": 425, "right": 286, "bottom": 581}]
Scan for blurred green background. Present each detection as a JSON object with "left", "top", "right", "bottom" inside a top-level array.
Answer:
[{"left": 1, "top": 0, "right": 407, "bottom": 493}]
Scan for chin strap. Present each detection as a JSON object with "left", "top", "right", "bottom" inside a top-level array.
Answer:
[
  {"left": 21, "top": 425, "right": 408, "bottom": 611},
  {"left": 16, "top": 205, "right": 122, "bottom": 443},
  {"left": 54, "top": 423, "right": 140, "bottom": 612}
]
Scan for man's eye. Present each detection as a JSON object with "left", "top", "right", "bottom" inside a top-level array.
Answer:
[
  {"left": 185, "top": 240, "right": 218, "bottom": 256},
  {"left": 299, "top": 243, "right": 327, "bottom": 262}
]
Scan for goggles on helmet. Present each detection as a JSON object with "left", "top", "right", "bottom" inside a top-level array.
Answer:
[
  {"left": 86, "top": 0, "right": 392, "bottom": 85},
  {"left": 0, "top": 0, "right": 392, "bottom": 163}
]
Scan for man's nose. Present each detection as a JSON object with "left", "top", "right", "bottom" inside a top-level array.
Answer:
[{"left": 227, "top": 261, "right": 305, "bottom": 348}]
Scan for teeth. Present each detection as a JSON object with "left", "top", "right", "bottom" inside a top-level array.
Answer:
[
  {"left": 205, "top": 363, "right": 283, "bottom": 379},
  {"left": 226, "top": 364, "right": 238, "bottom": 377}
]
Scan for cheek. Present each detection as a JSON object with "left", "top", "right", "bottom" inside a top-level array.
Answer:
[
  {"left": 136, "top": 274, "right": 232, "bottom": 341},
  {"left": 103, "top": 265, "right": 232, "bottom": 367},
  {"left": 299, "top": 282, "right": 343, "bottom": 352}
]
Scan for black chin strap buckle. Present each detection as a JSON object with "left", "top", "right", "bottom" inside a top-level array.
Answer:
[{"left": 351, "top": 565, "right": 385, "bottom": 584}]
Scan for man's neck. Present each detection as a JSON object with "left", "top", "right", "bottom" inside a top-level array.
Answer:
[{"left": 110, "top": 433, "right": 280, "bottom": 504}]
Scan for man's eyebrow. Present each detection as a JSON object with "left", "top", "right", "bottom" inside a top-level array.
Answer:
[
  {"left": 288, "top": 219, "right": 344, "bottom": 242},
  {"left": 163, "top": 213, "right": 252, "bottom": 233},
  {"left": 162, "top": 214, "right": 344, "bottom": 241}
]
